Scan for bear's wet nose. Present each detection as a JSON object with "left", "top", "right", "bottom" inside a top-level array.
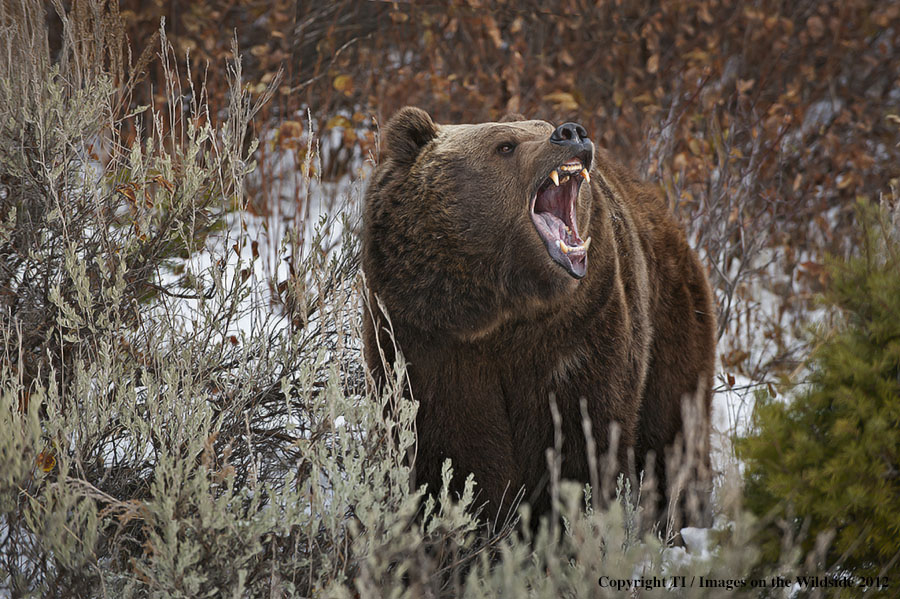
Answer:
[{"left": 550, "top": 122, "right": 589, "bottom": 145}]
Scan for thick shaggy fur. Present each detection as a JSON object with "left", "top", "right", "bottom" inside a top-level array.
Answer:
[{"left": 362, "top": 107, "right": 716, "bottom": 526}]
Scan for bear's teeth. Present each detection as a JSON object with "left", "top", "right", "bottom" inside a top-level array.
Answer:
[
  {"left": 560, "top": 175, "right": 570, "bottom": 184},
  {"left": 581, "top": 168, "right": 591, "bottom": 183},
  {"left": 561, "top": 158, "right": 582, "bottom": 170},
  {"left": 549, "top": 170, "right": 560, "bottom": 186},
  {"left": 559, "top": 238, "right": 591, "bottom": 255}
]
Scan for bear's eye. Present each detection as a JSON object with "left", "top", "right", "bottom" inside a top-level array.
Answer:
[{"left": 496, "top": 142, "right": 517, "bottom": 155}]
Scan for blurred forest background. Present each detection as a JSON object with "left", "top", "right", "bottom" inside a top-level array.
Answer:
[{"left": 0, "top": 0, "right": 898, "bottom": 596}]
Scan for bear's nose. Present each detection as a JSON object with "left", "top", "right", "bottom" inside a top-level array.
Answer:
[{"left": 550, "top": 122, "right": 589, "bottom": 145}]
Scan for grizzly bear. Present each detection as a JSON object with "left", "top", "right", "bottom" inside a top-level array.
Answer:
[{"left": 361, "top": 107, "right": 716, "bottom": 529}]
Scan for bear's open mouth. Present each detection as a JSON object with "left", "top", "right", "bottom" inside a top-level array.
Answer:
[{"left": 530, "top": 158, "right": 591, "bottom": 279}]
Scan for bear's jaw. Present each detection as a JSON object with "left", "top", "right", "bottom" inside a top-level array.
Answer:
[{"left": 531, "top": 158, "right": 591, "bottom": 279}]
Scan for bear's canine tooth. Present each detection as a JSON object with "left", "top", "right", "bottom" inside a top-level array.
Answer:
[
  {"left": 557, "top": 239, "right": 571, "bottom": 254},
  {"left": 561, "top": 175, "right": 570, "bottom": 184},
  {"left": 582, "top": 237, "right": 592, "bottom": 251},
  {"left": 581, "top": 168, "right": 591, "bottom": 183},
  {"left": 549, "top": 170, "right": 560, "bottom": 186}
]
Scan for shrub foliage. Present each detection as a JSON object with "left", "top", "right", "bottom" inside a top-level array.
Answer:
[{"left": 738, "top": 203, "right": 900, "bottom": 588}]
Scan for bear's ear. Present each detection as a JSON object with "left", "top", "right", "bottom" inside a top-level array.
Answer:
[
  {"left": 382, "top": 107, "right": 438, "bottom": 164},
  {"left": 499, "top": 112, "right": 526, "bottom": 122}
]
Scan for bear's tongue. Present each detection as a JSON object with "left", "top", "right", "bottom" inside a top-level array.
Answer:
[{"left": 531, "top": 173, "right": 590, "bottom": 279}]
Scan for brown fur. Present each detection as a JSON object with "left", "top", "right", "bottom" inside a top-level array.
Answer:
[{"left": 362, "top": 107, "right": 716, "bottom": 526}]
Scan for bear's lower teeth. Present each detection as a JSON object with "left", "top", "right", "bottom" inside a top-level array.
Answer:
[{"left": 536, "top": 211, "right": 583, "bottom": 247}]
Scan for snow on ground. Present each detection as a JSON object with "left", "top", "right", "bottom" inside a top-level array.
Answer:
[
  {"left": 154, "top": 120, "right": 370, "bottom": 341},
  {"left": 662, "top": 526, "right": 715, "bottom": 571}
]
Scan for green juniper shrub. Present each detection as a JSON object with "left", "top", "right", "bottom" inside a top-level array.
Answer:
[{"left": 738, "top": 201, "right": 900, "bottom": 590}]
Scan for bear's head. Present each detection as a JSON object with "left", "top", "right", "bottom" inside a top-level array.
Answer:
[{"left": 363, "top": 107, "right": 597, "bottom": 339}]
